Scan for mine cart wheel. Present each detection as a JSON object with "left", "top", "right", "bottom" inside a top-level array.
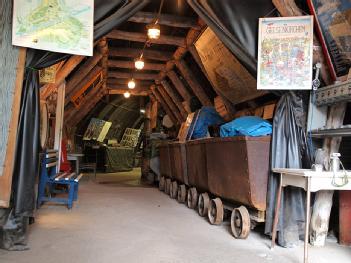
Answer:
[
  {"left": 198, "top": 192, "right": 210, "bottom": 217},
  {"left": 231, "top": 206, "right": 251, "bottom": 239},
  {"left": 159, "top": 176, "right": 165, "bottom": 191},
  {"left": 187, "top": 187, "right": 198, "bottom": 209},
  {"left": 208, "top": 198, "right": 224, "bottom": 225},
  {"left": 165, "top": 178, "right": 171, "bottom": 195},
  {"left": 177, "top": 185, "right": 187, "bottom": 203},
  {"left": 170, "top": 181, "right": 178, "bottom": 199}
]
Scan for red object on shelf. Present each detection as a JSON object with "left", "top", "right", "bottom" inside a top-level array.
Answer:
[
  {"left": 339, "top": 191, "right": 351, "bottom": 245},
  {"left": 60, "top": 139, "right": 71, "bottom": 172}
]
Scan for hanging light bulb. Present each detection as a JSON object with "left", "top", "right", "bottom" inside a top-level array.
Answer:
[
  {"left": 124, "top": 91, "right": 131, "bottom": 98},
  {"left": 134, "top": 58, "right": 145, "bottom": 70},
  {"left": 147, "top": 23, "right": 160, "bottom": 39},
  {"left": 128, "top": 79, "right": 136, "bottom": 89}
]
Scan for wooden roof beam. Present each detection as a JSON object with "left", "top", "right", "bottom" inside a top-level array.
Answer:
[
  {"left": 167, "top": 70, "right": 192, "bottom": 103},
  {"left": 151, "top": 86, "right": 179, "bottom": 124},
  {"left": 108, "top": 60, "right": 164, "bottom": 71},
  {"left": 160, "top": 79, "right": 188, "bottom": 119},
  {"left": 107, "top": 78, "right": 153, "bottom": 86},
  {"left": 155, "top": 85, "right": 185, "bottom": 122},
  {"left": 65, "top": 52, "right": 103, "bottom": 96},
  {"left": 175, "top": 59, "right": 213, "bottom": 106},
  {"left": 128, "top": 11, "right": 199, "bottom": 29},
  {"left": 109, "top": 71, "right": 158, "bottom": 81},
  {"left": 107, "top": 88, "right": 149, "bottom": 96},
  {"left": 109, "top": 47, "right": 173, "bottom": 61},
  {"left": 107, "top": 30, "right": 186, "bottom": 47}
]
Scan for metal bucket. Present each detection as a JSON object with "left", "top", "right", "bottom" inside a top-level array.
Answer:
[
  {"left": 186, "top": 139, "right": 208, "bottom": 192},
  {"left": 159, "top": 143, "right": 173, "bottom": 179},
  {"left": 205, "top": 136, "right": 271, "bottom": 211},
  {"left": 168, "top": 142, "right": 188, "bottom": 185}
]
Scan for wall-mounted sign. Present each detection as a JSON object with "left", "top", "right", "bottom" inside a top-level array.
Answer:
[
  {"left": 39, "top": 64, "right": 58, "bottom": 84},
  {"left": 257, "top": 16, "right": 314, "bottom": 90},
  {"left": 308, "top": 0, "right": 351, "bottom": 80},
  {"left": 12, "top": 0, "right": 94, "bottom": 56}
]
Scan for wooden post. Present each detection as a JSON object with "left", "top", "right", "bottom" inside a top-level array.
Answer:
[
  {"left": 150, "top": 96, "right": 158, "bottom": 130},
  {"left": 167, "top": 70, "right": 192, "bottom": 104},
  {"left": 54, "top": 83, "right": 66, "bottom": 172},
  {"left": 175, "top": 59, "right": 213, "bottom": 106},
  {"left": 310, "top": 103, "right": 347, "bottom": 246},
  {"left": 141, "top": 102, "right": 151, "bottom": 179},
  {"left": 0, "top": 48, "right": 26, "bottom": 207}
]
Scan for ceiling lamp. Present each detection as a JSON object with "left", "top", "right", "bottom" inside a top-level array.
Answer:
[
  {"left": 124, "top": 91, "right": 131, "bottom": 98},
  {"left": 128, "top": 79, "right": 136, "bottom": 89},
  {"left": 147, "top": 23, "right": 160, "bottom": 40},
  {"left": 134, "top": 58, "right": 145, "bottom": 70}
]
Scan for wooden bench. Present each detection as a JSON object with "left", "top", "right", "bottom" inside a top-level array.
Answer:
[{"left": 37, "top": 150, "right": 83, "bottom": 209}]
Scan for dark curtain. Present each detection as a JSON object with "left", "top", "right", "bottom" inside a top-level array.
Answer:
[
  {"left": 1, "top": 0, "right": 149, "bottom": 251},
  {"left": 265, "top": 92, "right": 312, "bottom": 247},
  {"left": 187, "top": 0, "right": 278, "bottom": 76}
]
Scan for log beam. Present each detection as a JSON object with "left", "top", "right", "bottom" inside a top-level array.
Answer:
[
  {"left": 65, "top": 65, "right": 103, "bottom": 106},
  {"left": 65, "top": 52, "right": 103, "bottom": 96},
  {"left": 167, "top": 70, "right": 192, "bottom": 103},
  {"left": 109, "top": 71, "right": 158, "bottom": 81},
  {"left": 129, "top": 11, "right": 199, "bottom": 29},
  {"left": 151, "top": 88, "right": 178, "bottom": 125},
  {"left": 108, "top": 60, "right": 165, "bottom": 71},
  {"left": 107, "top": 30, "right": 186, "bottom": 47},
  {"left": 107, "top": 78, "right": 153, "bottom": 87},
  {"left": 175, "top": 59, "right": 213, "bottom": 106},
  {"left": 108, "top": 89, "right": 149, "bottom": 96},
  {"left": 156, "top": 85, "right": 185, "bottom": 122},
  {"left": 160, "top": 80, "right": 188, "bottom": 119},
  {"left": 109, "top": 47, "right": 173, "bottom": 61},
  {"left": 41, "top": 55, "right": 85, "bottom": 100}
]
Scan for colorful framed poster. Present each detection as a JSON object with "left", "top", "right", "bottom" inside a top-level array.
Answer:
[
  {"left": 257, "top": 16, "right": 314, "bottom": 90},
  {"left": 12, "top": 0, "right": 94, "bottom": 56},
  {"left": 308, "top": 0, "right": 351, "bottom": 80}
]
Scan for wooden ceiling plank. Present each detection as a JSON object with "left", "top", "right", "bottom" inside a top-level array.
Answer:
[
  {"left": 108, "top": 60, "right": 165, "bottom": 71},
  {"left": 109, "top": 47, "right": 172, "bottom": 61},
  {"left": 128, "top": 11, "right": 199, "bottom": 29},
  {"left": 155, "top": 85, "right": 185, "bottom": 122},
  {"left": 109, "top": 71, "right": 158, "bottom": 80},
  {"left": 107, "top": 78, "right": 153, "bottom": 86},
  {"left": 107, "top": 30, "right": 186, "bottom": 47},
  {"left": 108, "top": 88, "right": 149, "bottom": 96}
]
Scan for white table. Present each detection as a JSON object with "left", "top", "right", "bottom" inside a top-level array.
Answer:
[
  {"left": 271, "top": 168, "right": 351, "bottom": 263},
  {"left": 67, "top": 153, "right": 84, "bottom": 175}
]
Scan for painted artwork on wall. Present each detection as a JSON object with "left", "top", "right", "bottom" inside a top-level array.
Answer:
[
  {"left": 257, "top": 16, "right": 314, "bottom": 90},
  {"left": 308, "top": 0, "right": 351, "bottom": 80},
  {"left": 12, "top": 0, "right": 94, "bottom": 56}
]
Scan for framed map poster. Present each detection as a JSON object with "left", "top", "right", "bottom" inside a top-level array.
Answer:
[
  {"left": 12, "top": 0, "right": 94, "bottom": 56},
  {"left": 308, "top": 0, "right": 351, "bottom": 80},
  {"left": 257, "top": 16, "right": 314, "bottom": 90}
]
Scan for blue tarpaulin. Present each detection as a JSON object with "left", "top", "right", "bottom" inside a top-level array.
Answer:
[
  {"left": 220, "top": 116, "right": 272, "bottom": 137},
  {"left": 192, "top": 107, "right": 224, "bottom": 139}
]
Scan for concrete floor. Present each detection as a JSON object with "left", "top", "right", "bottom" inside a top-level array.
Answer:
[{"left": 1, "top": 169, "right": 350, "bottom": 263}]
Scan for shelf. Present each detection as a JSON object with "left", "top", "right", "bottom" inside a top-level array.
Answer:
[{"left": 311, "top": 125, "right": 351, "bottom": 138}]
